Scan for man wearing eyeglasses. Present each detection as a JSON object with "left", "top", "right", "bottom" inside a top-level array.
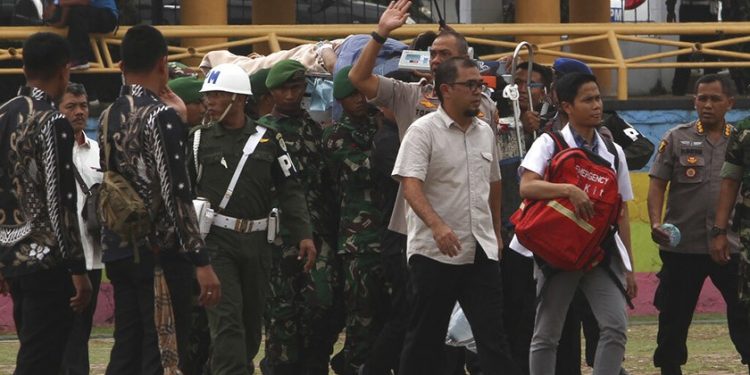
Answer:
[
  {"left": 350, "top": 2, "right": 499, "bottom": 372},
  {"left": 392, "top": 56, "right": 520, "bottom": 375}
]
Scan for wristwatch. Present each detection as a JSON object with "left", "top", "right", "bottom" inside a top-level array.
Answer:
[
  {"left": 370, "top": 31, "right": 387, "bottom": 44},
  {"left": 710, "top": 226, "right": 727, "bottom": 237}
]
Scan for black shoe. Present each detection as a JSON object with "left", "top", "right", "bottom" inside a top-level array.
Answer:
[
  {"left": 660, "top": 365, "right": 682, "bottom": 375},
  {"left": 260, "top": 357, "right": 273, "bottom": 375},
  {"left": 330, "top": 352, "right": 345, "bottom": 374}
]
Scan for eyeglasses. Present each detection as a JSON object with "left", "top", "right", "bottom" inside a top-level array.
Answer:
[{"left": 449, "top": 80, "right": 487, "bottom": 92}]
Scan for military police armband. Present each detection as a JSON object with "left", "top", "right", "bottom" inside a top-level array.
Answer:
[{"left": 277, "top": 154, "right": 298, "bottom": 177}]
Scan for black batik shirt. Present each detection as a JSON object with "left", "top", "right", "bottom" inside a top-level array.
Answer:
[
  {"left": 0, "top": 86, "right": 84, "bottom": 277},
  {"left": 99, "top": 84, "right": 208, "bottom": 266}
]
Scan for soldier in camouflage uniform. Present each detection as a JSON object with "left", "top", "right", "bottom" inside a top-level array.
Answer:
[
  {"left": 322, "top": 66, "right": 390, "bottom": 375},
  {"left": 715, "top": 94, "right": 750, "bottom": 335},
  {"left": 258, "top": 59, "right": 340, "bottom": 375}
]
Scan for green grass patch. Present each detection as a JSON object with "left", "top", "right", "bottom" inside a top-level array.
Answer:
[{"left": 1, "top": 319, "right": 748, "bottom": 375}]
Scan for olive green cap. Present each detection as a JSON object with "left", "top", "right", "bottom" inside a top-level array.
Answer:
[
  {"left": 333, "top": 65, "right": 357, "bottom": 100},
  {"left": 266, "top": 59, "right": 306, "bottom": 89},
  {"left": 168, "top": 76, "right": 203, "bottom": 104},
  {"left": 250, "top": 68, "right": 271, "bottom": 96}
]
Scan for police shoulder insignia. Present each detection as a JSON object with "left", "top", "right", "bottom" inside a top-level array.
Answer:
[
  {"left": 658, "top": 139, "right": 668, "bottom": 153},
  {"left": 477, "top": 111, "right": 485, "bottom": 119},
  {"left": 725, "top": 124, "right": 733, "bottom": 137},
  {"left": 420, "top": 97, "right": 437, "bottom": 109}
]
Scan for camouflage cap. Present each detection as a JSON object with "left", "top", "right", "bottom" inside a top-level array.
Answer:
[
  {"left": 168, "top": 61, "right": 198, "bottom": 79},
  {"left": 168, "top": 76, "right": 203, "bottom": 104},
  {"left": 266, "top": 59, "right": 306, "bottom": 89},
  {"left": 250, "top": 68, "right": 271, "bottom": 97},
  {"left": 333, "top": 65, "right": 357, "bottom": 100}
]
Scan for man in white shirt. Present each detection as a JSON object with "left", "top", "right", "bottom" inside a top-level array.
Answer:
[
  {"left": 58, "top": 82, "right": 103, "bottom": 375},
  {"left": 392, "top": 56, "right": 520, "bottom": 375},
  {"left": 512, "top": 72, "right": 637, "bottom": 375}
]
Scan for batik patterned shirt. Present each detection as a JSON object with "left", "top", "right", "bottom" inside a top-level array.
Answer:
[
  {"left": 0, "top": 86, "right": 84, "bottom": 277},
  {"left": 99, "top": 84, "right": 208, "bottom": 265}
]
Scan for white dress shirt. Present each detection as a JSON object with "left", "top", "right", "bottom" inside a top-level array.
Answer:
[
  {"left": 73, "top": 132, "right": 104, "bottom": 270},
  {"left": 392, "top": 107, "right": 502, "bottom": 265}
]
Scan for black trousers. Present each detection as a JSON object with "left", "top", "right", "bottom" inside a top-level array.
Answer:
[
  {"left": 672, "top": 4, "right": 719, "bottom": 95},
  {"left": 654, "top": 251, "right": 750, "bottom": 369},
  {"left": 105, "top": 251, "right": 195, "bottom": 375},
  {"left": 66, "top": 5, "right": 117, "bottom": 62},
  {"left": 61, "top": 268, "right": 103, "bottom": 375},
  {"left": 10, "top": 267, "right": 75, "bottom": 375},
  {"left": 501, "top": 248, "right": 536, "bottom": 375},
  {"left": 399, "top": 246, "right": 521, "bottom": 375},
  {"left": 363, "top": 232, "right": 409, "bottom": 375}
]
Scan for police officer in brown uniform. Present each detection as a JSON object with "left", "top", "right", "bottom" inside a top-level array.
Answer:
[{"left": 648, "top": 74, "right": 750, "bottom": 375}]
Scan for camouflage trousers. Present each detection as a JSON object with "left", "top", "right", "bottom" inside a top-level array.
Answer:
[
  {"left": 339, "top": 252, "right": 391, "bottom": 374},
  {"left": 264, "top": 236, "right": 341, "bottom": 373},
  {"left": 741, "top": 245, "right": 750, "bottom": 309}
]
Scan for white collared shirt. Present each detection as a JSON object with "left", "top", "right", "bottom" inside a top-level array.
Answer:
[
  {"left": 509, "top": 124, "right": 635, "bottom": 270},
  {"left": 73, "top": 132, "right": 104, "bottom": 270},
  {"left": 392, "top": 107, "right": 502, "bottom": 265}
]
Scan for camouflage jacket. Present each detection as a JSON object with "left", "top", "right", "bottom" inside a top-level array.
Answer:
[
  {"left": 0, "top": 86, "right": 84, "bottom": 277},
  {"left": 720, "top": 117, "right": 750, "bottom": 304},
  {"left": 322, "top": 114, "right": 382, "bottom": 254},
  {"left": 258, "top": 110, "right": 337, "bottom": 242}
]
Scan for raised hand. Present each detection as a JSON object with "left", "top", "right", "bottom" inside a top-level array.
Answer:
[{"left": 377, "top": 0, "right": 412, "bottom": 37}]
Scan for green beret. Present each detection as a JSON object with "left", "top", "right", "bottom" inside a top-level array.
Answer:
[
  {"left": 250, "top": 68, "right": 271, "bottom": 96},
  {"left": 266, "top": 59, "right": 306, "bottom": 89},
  {"left": 333, "top": 65, "right": 357, "bottom": 100},
  {"left": 168, "top": 76, "right": 203, "bottom": 104}
]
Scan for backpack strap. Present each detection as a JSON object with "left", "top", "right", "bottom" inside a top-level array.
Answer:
[
  {"left": 547, "top": 130, "right": 568, "bottom": 156},
  {"left": 72, "top": 167, "right": 91, "bottom": 196},
  {"left": 217, "top": 126, "right": 267, "bottom": 211},
  {"left": 601, "top": 135, "right": 620, "bottom": 173}
]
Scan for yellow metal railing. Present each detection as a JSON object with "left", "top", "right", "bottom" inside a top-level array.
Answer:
[{"left": 3, "top": 22, "right": 750, "bottom": 99}]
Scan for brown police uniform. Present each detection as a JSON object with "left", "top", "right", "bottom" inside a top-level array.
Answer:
[{"left": 649, "top": 120, "right": 750, "bottom": 371}]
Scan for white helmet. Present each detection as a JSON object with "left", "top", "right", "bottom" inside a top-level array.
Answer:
[{"left": 200, "top": 63, "right": 252, "bottom": 95}]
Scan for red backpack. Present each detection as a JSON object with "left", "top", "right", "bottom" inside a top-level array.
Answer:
[{"left": 511, "top": 130, "right": 622, "bottom": 271}]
